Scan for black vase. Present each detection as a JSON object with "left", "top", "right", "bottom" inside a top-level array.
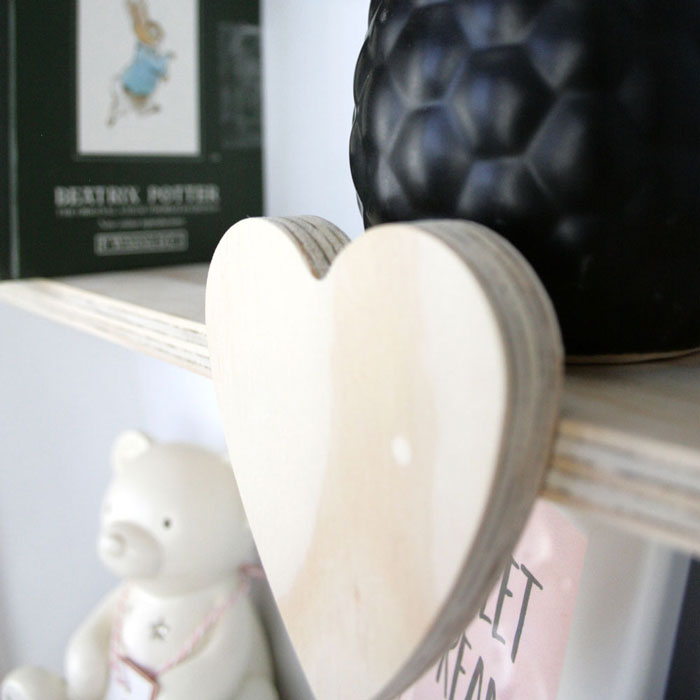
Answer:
[{"left": 350, "top": 0, "right": 700, "bottom": 357}]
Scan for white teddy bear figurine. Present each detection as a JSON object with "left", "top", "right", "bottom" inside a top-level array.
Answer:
[{"left": 1, "top": 430, "right": 279, "bottom": 700}]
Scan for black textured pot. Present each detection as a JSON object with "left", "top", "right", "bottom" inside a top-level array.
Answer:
[{"left": 350, "top": 0, "right": 700, "bottom": 357}]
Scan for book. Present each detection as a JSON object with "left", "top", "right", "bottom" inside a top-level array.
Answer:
[{"left": 1, "top": 0, "right": 262, "bottom": 279}]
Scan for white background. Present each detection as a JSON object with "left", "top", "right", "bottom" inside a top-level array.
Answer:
[
  {"left": 77, "top": 0, "right": 200, "bottom": 156},
  {"left": 0, "top": 2, "right": 690, "bottom": 699}
]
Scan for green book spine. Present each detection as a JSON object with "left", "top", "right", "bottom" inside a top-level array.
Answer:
[{"left": 0, "top": 2, "right": 10, "bottom": 278}]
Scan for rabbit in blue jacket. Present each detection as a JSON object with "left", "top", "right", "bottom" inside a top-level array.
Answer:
[{"left": 108, "top": 0, "right": 174, "bottom": 127}]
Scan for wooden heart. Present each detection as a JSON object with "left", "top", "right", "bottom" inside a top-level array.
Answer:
[{"left": 205, "top": 216, "right": 562, "bottom": 700}]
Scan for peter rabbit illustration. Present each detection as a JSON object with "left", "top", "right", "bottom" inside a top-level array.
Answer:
[{"left": 107, "top": 0, "right": 175, "bottom": 127}]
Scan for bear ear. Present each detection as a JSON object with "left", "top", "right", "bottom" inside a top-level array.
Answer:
[{"left": 112, "top": 429, "right": 152, "bottom": 471}]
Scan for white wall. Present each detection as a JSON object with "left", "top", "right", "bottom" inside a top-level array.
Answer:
[
  {"left": 261, "top": 0, "right": 366, "bottom": 235},
  {"left": 0, "top": 1, "right": 690, "bottom": 698}
]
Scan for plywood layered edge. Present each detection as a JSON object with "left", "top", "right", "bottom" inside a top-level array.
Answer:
[
  {"left": 2, "top": 266, "right": 699, "bottom": 555},
  {"left": 0, "top": 266, "right": 212, "bottom": 376}
]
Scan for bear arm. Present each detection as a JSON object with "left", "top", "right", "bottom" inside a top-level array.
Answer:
[
  {"left": 155, "top": 601, "right": 261, "bottom": 700},
  {"left": 64, "top": 587, "right": 122, "bottom": 700}
]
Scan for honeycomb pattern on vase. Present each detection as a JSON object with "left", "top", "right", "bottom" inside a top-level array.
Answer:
[{"left": 350, "top": 0, "right": 700, "bottom": 355}]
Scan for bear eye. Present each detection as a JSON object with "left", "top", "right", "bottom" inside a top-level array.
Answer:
[{"left": 162, "top": 518, "right": 172, "bottom": 529}]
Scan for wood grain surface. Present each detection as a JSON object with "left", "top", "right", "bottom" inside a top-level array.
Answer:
[{"left": 204, "top": 216, "right": 562, "bottom": 699}]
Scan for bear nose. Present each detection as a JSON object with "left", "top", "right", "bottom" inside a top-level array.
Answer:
[
  {"left": 97, "top": 521, "right": 161, "bottom": 579},
  {"left": 100, "top": 533, "right": 126, "bottom": 556}
]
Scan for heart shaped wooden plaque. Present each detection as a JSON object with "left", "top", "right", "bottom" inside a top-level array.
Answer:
[{"left": 206, "top": 217, "right": 562, "bottom": 700}]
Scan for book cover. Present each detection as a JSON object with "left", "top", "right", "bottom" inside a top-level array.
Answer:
[
  {"left": 399, "top": 502, "right": 587, "bottom": 700},
  {"left": 2, "top": 0, "right": 262, "bottom": 279}
]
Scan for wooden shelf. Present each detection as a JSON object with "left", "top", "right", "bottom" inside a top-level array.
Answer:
[{"left": 2, "top": 265, "right": 699, "bottom": 555}]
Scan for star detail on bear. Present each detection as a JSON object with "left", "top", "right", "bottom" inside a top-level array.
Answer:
[{"left": 150, "top": 618, "right": 170, "bottom": 641}]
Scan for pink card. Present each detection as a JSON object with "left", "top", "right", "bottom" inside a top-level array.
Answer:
[{"left": 398, "top": 500, "right": 587, "bottom": 700}]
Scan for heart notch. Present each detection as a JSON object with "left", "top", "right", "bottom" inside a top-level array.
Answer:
[{"left": 206, "top": 216, "right": 563, "bottom": 700}]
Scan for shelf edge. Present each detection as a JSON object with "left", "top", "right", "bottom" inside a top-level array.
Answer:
[{"left": 3, "top": 276, "right": 699, "bottom": 553}]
